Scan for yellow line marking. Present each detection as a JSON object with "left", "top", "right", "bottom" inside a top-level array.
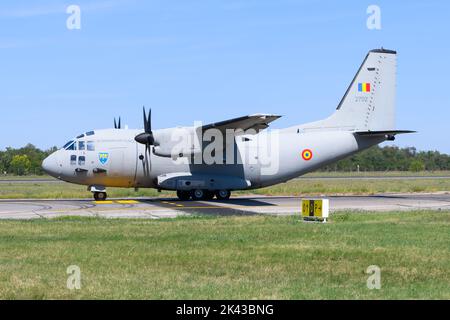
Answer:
[
  {"left": 174, "top": 206, "right": 222, "bottom": 209},
  {"left": 94, "top": 201, "right": 114, "bottom": 204},
  {"left": 116, "top": 200, "right": 139, "bottom": 204},
  {"left": 175, "top": 204, "right": 184, "bottom": 207}
]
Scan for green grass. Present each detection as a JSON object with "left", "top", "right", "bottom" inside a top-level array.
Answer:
[
  {"left": 304, "top": 170, "right": 450, "bottom": 177},
  {"left": 0, "top": 211, "right": 449, "bottom": 299},
  {"left": 0, "top": 181, "right": 169, "bottom": 199},
  {"left": 245, "top": 178, "right": 450, "bottom": 196},
  {"left": 1, "top": 178, "right": 449, "bottom": 199}
]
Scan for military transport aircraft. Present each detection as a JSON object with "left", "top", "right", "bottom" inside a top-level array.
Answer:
[{"left": 42, "top": 48, "right": 413, "bottom": 201}]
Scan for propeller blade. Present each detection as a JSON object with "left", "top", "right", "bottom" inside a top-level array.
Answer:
[
  {"left": 148, "top": 108, "right": 152, "bottom": 133},
  {"left": 143, "top": 106, "right": 148, "bottom": 132},
  {"left": 114, "top": 118, "right": 117, "bottom": 129},
  {"left": 136, "top": 107, "right": 155, "bottom": 145},
  {"left": 118, "top": 117, "right": 121, "bottom": 129}
]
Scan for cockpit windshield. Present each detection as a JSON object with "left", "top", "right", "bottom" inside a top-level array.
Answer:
[
  {"left": 62, "top": 140, "right": 74, "bottom": 150},
  {"left": 62, "top": 131, "right": 95, "bottom": 150}
]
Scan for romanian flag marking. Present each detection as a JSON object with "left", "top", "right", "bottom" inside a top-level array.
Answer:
[{"left": 358, "top": 82, "right": 371, "bottom": 92}]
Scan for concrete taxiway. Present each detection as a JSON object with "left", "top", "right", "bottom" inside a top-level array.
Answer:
[{"left": 0, "top": 193, "right": 449, "bottom": 219}]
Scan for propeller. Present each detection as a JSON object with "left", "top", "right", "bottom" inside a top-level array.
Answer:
[
  {"left": 135, "top": 107, "right": 155, "bottom": 176},
  {"left": 114, "top": 117, "right": 121, "bottom": 129},
  {"left": 135, "top": 107, "right": 155, "bottom": 145}
]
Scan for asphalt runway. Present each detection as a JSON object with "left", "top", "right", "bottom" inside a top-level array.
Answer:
[{"left": 0, "top": 193, "right": 449, "bottom": 219}]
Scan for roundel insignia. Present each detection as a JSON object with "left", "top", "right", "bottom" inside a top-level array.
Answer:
[{"left": 301, "top": 149, "right": 313, "bottom": 161}]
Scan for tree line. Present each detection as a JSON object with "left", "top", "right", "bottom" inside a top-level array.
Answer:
[
  {"left": 321, "top": 145, "right": 450, "bottom": 172},
  {"left": 0, "top": 144, "right": 449, "bottom": 176},
  {"left": 0, "top": 144, "right": 57, "bottom": 175}
]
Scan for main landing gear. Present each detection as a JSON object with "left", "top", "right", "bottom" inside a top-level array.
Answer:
[{"left": 176, "top": 189, "right": 231, "bottom": 201}]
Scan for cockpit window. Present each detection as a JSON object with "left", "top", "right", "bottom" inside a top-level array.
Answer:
[
  {"left": 64, "top": 141, "right": 77, "bottom": 150},
  {"left": 63, "top": 140, "right": 74, "bottom": 149},
  {"left": 86, "top": 131, "right": 95, "bottom": 136},
  {"left": 78, "top": 141, "right": 86, "bottom": 151},
  {"left": 76, "top": 134, "right": 85, "bottom": 139}
]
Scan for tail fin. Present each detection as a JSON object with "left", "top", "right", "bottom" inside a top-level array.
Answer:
[{"left": 303, "top": 48, "right": 397, "bottom": 132}]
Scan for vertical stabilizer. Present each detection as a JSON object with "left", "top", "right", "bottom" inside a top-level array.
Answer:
[{"left": 302, "top": 48, "right": 397, "bottom": 132}]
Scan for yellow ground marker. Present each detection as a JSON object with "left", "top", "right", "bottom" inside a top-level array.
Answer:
[
  {"left": 116, "top": 200, "right": 139, "bottom": 204},
  {"left": 93, "top": 200, "right": 139, "bottom": 205},
  {"left": 94, "top": 201, "right": 114, "bottom": 204}
]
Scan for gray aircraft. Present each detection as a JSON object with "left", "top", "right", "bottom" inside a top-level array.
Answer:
[{"left": 42, "top": 48, "right": 413, "bottom": 201}]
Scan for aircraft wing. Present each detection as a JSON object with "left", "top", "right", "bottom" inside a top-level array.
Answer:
[
  {"left": 152, "top": 114, "right": 281, "bottom": 158},
  {"left": 202, "top": 114, "right": 281, "bottom": 134}
]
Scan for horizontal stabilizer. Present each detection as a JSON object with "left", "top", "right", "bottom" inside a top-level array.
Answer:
[{"left": 355, "top": 130, "right": 416, "bottom": 136}]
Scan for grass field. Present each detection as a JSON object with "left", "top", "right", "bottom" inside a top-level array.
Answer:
[
  {"left": 0, "top": 174, "right": 449, "bottom": 199},
  {"left": 0, "top": 211, "right": 449, "bottom": 299}
]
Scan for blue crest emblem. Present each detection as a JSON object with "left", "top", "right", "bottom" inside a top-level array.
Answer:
[{"left": 98, "top": 152, "right": 109, "bottom": 165}]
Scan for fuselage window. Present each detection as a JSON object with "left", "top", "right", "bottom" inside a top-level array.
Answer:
[
  {"left": 87, "top": 141, "right": 95, "bottom": 151},
  {"left": 70, "top": 155, "right": 77, "bottom": 165},
  {"left": 86, "top": 131, "right": 95, "bottom": 136},
  {"left": 78, "top": 156, "right": 86, "bottom": 166},
  {"left": 79, "top": 141, "right": 86, "bottom": 151}
]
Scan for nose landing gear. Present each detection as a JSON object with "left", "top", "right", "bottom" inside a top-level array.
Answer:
[
  {"left": 93, "top": 192, "right": 108, "bottom": 201},
  {"left": 89, "top": 185, "right": 108, "bottom": 201}
]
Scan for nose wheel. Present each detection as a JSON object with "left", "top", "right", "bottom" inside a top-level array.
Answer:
[
  {"left": 89, "top": 185, "right": 108, "bottom": 201},
  {"left": 94, "top": 192, "right": 108, "bottom": 201}
]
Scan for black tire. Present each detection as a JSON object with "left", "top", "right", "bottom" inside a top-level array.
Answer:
[
  {"left": 191, "top": 189, "right": 205, "bottom": 201},
  {"left": 215, "top": 190, "right": 231, "bottom": 200},
  {"left": 94, "top": 192, "right": 107, "bottom": 201},
  {"left": 203, "top": 191, "right": 215, "bottom": 200},
  {"left": 177, "top": 190, "right": 191, "bottom": 201}
]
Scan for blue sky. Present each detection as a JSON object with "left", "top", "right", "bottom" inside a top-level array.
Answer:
[{"left": 1, "top": 0, "right": 449, "bottom": 152}]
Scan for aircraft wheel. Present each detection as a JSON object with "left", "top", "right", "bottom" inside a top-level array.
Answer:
[
  {"left": 191, "top": 189, "right": 205, "bottom": 201},
  {"left": 215, "top": 190, "right": 231, "bottom": 200},
  {"left": 94, "top": 192, "right": 107, "bottom": 201},
  {"left": 177, "top": 190, "right": 191, "bottom": 201},
  {"left": 203, "top": 191, "right": 215, "bottom": 200}
]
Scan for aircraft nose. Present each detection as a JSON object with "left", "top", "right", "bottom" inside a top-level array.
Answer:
[{"left": 42, "top": 154, "right": 59, "bottom": 177}]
